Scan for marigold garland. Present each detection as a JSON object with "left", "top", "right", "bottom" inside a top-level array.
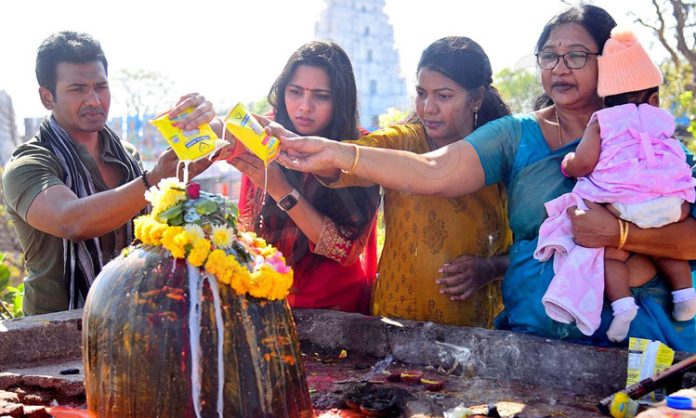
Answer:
[{"left": 131, "top": 178, "right": 293, "bottom": 301}]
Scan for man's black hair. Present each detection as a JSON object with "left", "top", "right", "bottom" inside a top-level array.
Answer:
[{"left": 35, "top": 31, "right": 108, "bottom": 96}]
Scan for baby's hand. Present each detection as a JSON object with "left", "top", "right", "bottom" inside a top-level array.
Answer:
[{"left": 680, "top": 201, "right": 691, "bottom": 222}]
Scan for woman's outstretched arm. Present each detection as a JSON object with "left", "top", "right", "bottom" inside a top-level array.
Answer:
[{"left": 276, "top": 133, "right": 486, "bottom": 198}]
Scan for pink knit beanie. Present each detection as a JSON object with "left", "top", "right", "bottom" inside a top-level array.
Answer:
[{"left": 597, "top": 27, "right": 663, "bottom": 97}]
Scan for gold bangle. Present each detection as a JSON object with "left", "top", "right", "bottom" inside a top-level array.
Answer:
[
  {"left": 340, "top": 144, "right": 360, "bottom": 175},
  {"left": 617, "top": 219, "right": 629, "bottom": 250}
]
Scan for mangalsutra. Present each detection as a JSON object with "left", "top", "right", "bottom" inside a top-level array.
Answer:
[
  {"left": 555, "top": 107, "right": 563, "bottom": 146},
  {"left": 426, "top": 135, "right": 438, "bottom": 151}
]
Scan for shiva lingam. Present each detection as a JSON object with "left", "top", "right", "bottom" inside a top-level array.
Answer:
[{"left": 82, "top": 179, "right": 313, "bottom": 418}]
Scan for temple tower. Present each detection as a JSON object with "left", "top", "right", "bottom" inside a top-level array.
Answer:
[{"left": 315, "top": 0, "right": 409, "bottom": 130}]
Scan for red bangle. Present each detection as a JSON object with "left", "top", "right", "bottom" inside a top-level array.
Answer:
[
  {"left": 560, "top": 163, "right": 570, "bottom": 178},
  {"left": 560, "top": 153, "right": 574, "bottom": 178}
]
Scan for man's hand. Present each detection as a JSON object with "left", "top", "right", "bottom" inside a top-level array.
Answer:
[
  {"left": 149, "top": 148, "right": 213, "bottom": 185},
  {"left": 168, "top": 93, "right": 215, "bottom": 131}
]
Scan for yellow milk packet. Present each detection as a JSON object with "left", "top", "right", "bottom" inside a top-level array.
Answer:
[
  {"left": 626, "top": 337, "right": 674, "bottom": 403},
  {"left": 223, "top": 103, "right": 280, "bottom": 164},
  {"left": 151, "top": 107, "right": 223, "bottom": 162}
]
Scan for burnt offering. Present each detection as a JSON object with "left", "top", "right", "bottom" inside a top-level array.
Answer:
[{"left": 343, "top": 384, "right": 408, "bottom": 417}]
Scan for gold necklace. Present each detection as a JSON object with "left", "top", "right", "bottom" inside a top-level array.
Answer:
[{"left": 555, "top": 107, "right": 563, "bottom": 147}]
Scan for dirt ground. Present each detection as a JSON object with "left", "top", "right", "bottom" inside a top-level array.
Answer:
[{"left": 304, "top": 350, "right": 605, "bottom": 418}]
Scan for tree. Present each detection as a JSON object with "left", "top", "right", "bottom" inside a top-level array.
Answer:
[
  {"left": 493, "top": 68, "right": 543, "bottom": 113},
  {"left": 378, "top": 107, "right": 411, "bottom": 129},
  {"left": 636, "top": 0, "right": 695, "bottom": 87},
  {"left": 248, "top": 97, "right": 271, "bottom": 116},
  {"left": 635, "top": 0, "right": 696, "bottom": 142},
  {"left": 662, "top": 61, "right": 696, "bottom": 146},
  {"left": 113, "top": 69, "right": 175, "bottom": 117}
]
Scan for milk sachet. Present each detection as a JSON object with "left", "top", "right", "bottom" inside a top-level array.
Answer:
[
  {"left": 626, "top": 337, "right": 674, "bottom": 403},
  {"left": 223, "top": 103, "right": 280, "bottom": 165},
  {"left": 151, "top": 106, "right": 226, "bottom": 162}
]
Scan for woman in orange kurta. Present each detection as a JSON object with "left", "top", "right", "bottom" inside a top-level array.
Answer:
[{"left": 328, "top": 37, "right": 512, "bottom": 326}]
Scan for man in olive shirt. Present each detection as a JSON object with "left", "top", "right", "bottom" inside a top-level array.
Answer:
[{"left": 2, "top": 31, "right": 213, "bottom": 314}]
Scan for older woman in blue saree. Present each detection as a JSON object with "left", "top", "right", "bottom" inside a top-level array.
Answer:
[{"left": 272, "top": 5, "right": 696, "bottom": 351}]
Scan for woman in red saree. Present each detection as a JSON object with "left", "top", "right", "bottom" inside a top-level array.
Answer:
[{"left": 227, "top": 41, "right": 379, "bottom": 313}]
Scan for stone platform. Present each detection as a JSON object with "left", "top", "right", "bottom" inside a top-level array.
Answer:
[{"left": 0, "top": 309, "right": 690, "bottom": 417}]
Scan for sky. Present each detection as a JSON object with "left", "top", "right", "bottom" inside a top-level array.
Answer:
[{"left": 0, "top": 0, "right": 664, "bottom": 131}]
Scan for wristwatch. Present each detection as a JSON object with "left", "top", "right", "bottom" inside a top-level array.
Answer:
[{"left": 277, "top": 188, "right": 300, "bottom": 212}]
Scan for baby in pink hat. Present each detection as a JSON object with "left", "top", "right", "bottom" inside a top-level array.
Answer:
[{"left": 535, "top": 27, "right": 696, "bottom": 343}]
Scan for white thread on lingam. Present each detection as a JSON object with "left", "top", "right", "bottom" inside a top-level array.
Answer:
[
  {"left": 188, "top": 264, "right": 204, "bottom": 418},
  {"left": 188, "top": 264, "right": 226, "bottom": 418},
  {"left": 208, "top": 274, "right": 225, "bottom": 417}
]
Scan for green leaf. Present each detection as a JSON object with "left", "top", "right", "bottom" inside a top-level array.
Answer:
[
  {"left": 0, "top": 271, "right": 9, "bottom": 292},
  {"left": 12, "top": 296, "right": 22, "bottom": 317},
  {"left": 168, "top": 213, "right": 184, "bottom": 226},
  {"left": 158, "top": 204, "right": 184, "bottom": 222},
  {"left": 195, "top": 198, "right": 218, "bottom": 215}
]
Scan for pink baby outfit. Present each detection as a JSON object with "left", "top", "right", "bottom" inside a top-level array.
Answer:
[{"left": 534, "top": 103, "right": 696, "bottom": 336}]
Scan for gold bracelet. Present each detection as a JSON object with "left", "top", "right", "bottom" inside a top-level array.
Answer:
[
  {"left": 617, "top": 219, "right": 629, "bottom": 250},
  {"left": 340, "top": 144, "right": 360, "bottom": 175}
]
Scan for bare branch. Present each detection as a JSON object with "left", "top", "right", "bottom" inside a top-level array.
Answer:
[
  {"left": 636, "top": 0, "right": 683, "bottom": 67},
  {"left": 635, "top": 16, "right": 660, "bottom": 32},
  {"left": 670, "top": 0, "right": 696, "bottom": 72}
]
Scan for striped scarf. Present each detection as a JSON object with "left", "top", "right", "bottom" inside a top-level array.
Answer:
[{"left": 37, "top": 116, "right": 143, "bottom": 309}]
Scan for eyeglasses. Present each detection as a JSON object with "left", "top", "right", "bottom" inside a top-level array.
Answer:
[{"left": 535, "top": 51, "right": 600, "bottom": 70}]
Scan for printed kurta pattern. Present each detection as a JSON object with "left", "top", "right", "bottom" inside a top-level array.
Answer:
[{"left": 338, "top": 124, "right": 512, "bottom": 327}]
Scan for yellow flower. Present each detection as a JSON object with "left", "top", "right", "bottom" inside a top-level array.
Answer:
[
  {"left": 253, "top": 236, "right": 268, "bottom": 248},
  {"left": 161, "top": 226, "right": 185, "bottom": 259},
  {"left": 248, "top": 266, "right": 274, "bottom": 299},
  {"left": 211, "top": 225, "right": 234, "bottom": 249},
  {"left": 134, "top": 216, "right": 165, "bottom": 245},
  {"left": 204, "top": 249, "right": 228, "bottom": 278},
  {"left": 153, "top": 189, "right": 186, "bottom": 220},
  {"left": 134, "top": 216, "right": 147, "bottom": 241},
  {"left": 149, "top": 222, "right": 168, "bottom": 245},
  {"left": 143, "top": 219, "right": 161, "bottom": 245},
  {"left": 145, "top": 177, "right": 186, "bottom": 219},
  {"left": 187, "top": 239, "right": 211, "bottom": 267},
  {"left": 258, "top": 266, "right": 293, "bottom": 301},
  {"left": 136, "top": 178, "right": 294, "bottom": 300},
  {"left": 184, "top": 224, "right": 206, "bottom": 242},
  {"left": 268, "top": 271, "right": 293, "bottom": 301},
  {"left": 259, "top": 246, "right": 276, "bottom": 258},
  {"left": 174, "top": 230, "right": 194, "bottom": 248},
  {"left": 227, "top": 254, "right": 251, "bottom": 294}
]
